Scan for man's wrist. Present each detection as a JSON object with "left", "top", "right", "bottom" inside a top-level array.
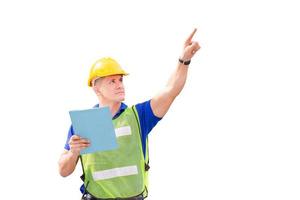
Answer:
[
  {"left": 178, "top": 58, "right": 191, "bottom": 65},
  {"left": 69, "top": 149, "right": 80, "bottom": 158}
]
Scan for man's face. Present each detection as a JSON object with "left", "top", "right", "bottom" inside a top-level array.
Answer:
[{"left": 94, "top": 75, "right": 125, "bottom": 102}]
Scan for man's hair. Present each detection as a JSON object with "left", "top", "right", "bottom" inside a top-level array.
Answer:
[{"left": 93, "top": 77, "right": 102, "bottom": 87}]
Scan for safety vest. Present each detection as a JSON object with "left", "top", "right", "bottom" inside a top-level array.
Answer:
[{"left": 80, "top": 106, "right": 149, "bottom": 198}]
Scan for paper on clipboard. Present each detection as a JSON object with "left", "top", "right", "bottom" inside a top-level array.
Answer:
[{"left": 69, "top": 107, "right": 118, "bottom": 154}]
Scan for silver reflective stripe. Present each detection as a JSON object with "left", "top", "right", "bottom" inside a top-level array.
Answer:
[
  {"left": 92, "top": 165, "right": 138, "bottom": 181},
  {"left": 115, "top": 126, "right": 131, "bottom": 137}
]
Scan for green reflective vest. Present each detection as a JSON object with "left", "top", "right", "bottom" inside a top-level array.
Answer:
[{"left": 80, "top": 106, "right": 149, "bottom": 198}]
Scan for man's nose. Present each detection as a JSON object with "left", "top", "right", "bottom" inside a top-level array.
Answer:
[{"left": 116, "top": 81, "right": 124, "bottom": 89}]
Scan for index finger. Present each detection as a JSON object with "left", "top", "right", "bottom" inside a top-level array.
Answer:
[{"left": 185, "top": 28, "right": 197, "bottom": 44}]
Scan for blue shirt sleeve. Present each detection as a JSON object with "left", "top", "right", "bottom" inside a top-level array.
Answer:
[
  {"left": 135, "top": 100, "right": 162, "bottom": 156},
  {"left": 64, "top": 125, "right": 74, "bottom": 150}
]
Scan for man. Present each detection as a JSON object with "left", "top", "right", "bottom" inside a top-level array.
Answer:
[{"left": 59, "top": 29, "right": 200, "bottom": 200}]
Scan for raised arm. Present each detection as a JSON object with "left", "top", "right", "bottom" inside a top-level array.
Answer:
[{"left": 150, "top": 28, "right": 201, "bottom": 118}]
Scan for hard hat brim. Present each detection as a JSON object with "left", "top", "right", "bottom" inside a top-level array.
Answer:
[{"left": 88, "top": 72, "right": 129, "bottom": 87}]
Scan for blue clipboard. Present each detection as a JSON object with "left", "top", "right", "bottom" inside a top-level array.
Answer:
[{"left": 69, "top": 107, "right": 118, "bottom": 154}]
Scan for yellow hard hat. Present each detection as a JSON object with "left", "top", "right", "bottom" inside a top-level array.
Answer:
[{"left": 88, "top": 57, "right": 128, "bottom": 87}]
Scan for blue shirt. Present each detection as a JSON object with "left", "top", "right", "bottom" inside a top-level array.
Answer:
[{"left": 64, "top": 100, "right": 161, "bottom": 160}]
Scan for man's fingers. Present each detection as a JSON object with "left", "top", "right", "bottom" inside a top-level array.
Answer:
[
  {"left": 69, "top": 134, "right": 90, "bottom": 152},
  {"left": 70, "top": 135, "right": 81, "bottom": 140},
  {"left": 69, "top": 136, "right": 90, "bottom": 145},
  {"left": 70, "top": 140, "right": 90, "bottom": 145},
  {"left": 186, "top": 41, "right": 200, "bottom": 52},
  {"left": 72, "top": 139, "right": 90, "bottom": 144},
  {"left": 80, "top": 143, "right": 90, "bottom": 148},
  {"left": 70, "top": 135, "right": 90, "bottom": 141},
  {"left": 185, "top": 28, "right": 197, "bottom": 45},
  {"left": 70, "top": 140, "right": 90, "bottom": 150},
  {"left": 193, "top": 42, "right": 201, "bottom": 52}
]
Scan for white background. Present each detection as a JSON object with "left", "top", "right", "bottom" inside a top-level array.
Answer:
[{"left": 0, "top": 0, "right": 299, "bottom": 199}]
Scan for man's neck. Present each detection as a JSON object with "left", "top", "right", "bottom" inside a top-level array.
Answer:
[{"left": 98, "top": 99, "right": 121, "bottom": 118}]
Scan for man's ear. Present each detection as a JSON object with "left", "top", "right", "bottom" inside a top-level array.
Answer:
[{"left": 92, "top": 85, "right": 101, "bottom": 95}]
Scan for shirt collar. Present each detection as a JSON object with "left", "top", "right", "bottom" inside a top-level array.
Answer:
[{"left": 93, "top": 102, "right": 128, "bottom": 119}]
